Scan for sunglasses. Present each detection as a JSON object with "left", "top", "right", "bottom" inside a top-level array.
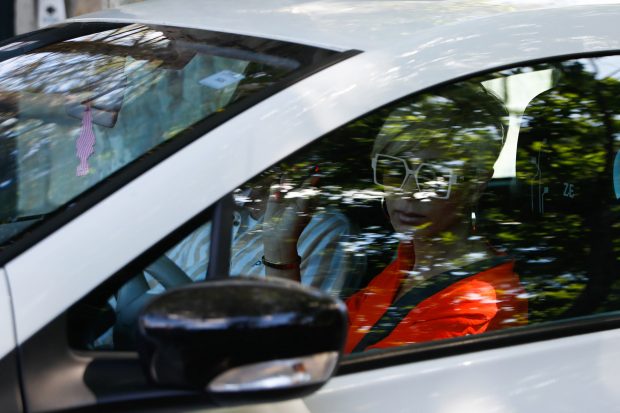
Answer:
[{"left": 372, "top": 154, "right": 457, "bottom": 199}]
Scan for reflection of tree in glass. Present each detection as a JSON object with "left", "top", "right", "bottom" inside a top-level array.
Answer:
[
  {"left": 0, "top": 24, "right": 296, "bottom": 224},
  {"left": 481, "top": 60, "right": 620, "bottom": 323},
  {"left": 270, "top": 59, "right": 620, "bottom": 323}
]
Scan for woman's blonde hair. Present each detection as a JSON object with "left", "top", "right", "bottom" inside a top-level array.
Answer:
[{"left": 372, "top": 82, "right": 507, "bottom": 181}]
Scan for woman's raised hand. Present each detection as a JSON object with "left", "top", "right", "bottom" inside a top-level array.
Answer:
[{"left": 262, "top": 171, "right": 320, "bottom": 281}]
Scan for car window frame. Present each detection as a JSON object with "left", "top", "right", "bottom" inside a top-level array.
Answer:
[
  {"left": 332, "top": 49, "right": 620, "bottom": 374},
  {"left": 197, "top": 49, "right": 620, "bottom": 376}
]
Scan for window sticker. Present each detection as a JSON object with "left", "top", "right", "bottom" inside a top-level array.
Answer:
[
  {"left": 199, "top": 70, "right": 245, "bottom": 90},
  {"left": 76, "top": 104, "right": 96, "bottom": 177}
]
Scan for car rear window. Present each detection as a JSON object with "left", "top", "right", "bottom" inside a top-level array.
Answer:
[{"left": 0, "top": 23, "right": 339, "bottom": 249}]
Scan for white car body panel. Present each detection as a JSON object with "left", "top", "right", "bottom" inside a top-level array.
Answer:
[
  {"left": 0, "top": 268, "right": 15, "bottom": 360},
  {"left": 71, "top": 0, "right": 619, "bottom": 52},
  {"left": 305, "top": 329, "right": 620, "bottom": 412},
  {"left": 69, "top": 0, "right": 517, "bottom": 51},
  {"left": 202, "top": 329, "right": 620, "bottom": 413},
  {"left": 7, "top": 3, "right": 620, "bottom": 346}
]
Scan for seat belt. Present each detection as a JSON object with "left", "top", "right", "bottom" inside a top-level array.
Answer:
[{"left": 352, "top": 256, "right": 509, "bottom": 353}]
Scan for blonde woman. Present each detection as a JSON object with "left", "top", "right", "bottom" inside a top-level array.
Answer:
[{"left": 345, "top": 84, "right": 528, "bottom": 353}]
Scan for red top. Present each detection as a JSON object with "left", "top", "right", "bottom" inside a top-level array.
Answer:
[{"left": 345, "top": 242, "right": 528, "bottom": 353}]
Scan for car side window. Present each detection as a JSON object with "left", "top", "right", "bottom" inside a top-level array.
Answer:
[
  {"left": 228, "top": 54, "right": 620, "bottom": 356},
  {"left": 68, "top": 217, "right": 213, "bottom": 351},
  {"left": 70, "top": 54, "right": 620, "bottom": 359}
]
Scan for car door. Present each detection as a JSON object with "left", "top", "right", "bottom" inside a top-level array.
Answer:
[{"left": 219, "top": 50, "right": 620, "bottom": 413}]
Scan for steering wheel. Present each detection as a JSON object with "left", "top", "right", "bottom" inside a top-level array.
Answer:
[{"left": 113, "top": 255, "right": 195, "bottom": 349}]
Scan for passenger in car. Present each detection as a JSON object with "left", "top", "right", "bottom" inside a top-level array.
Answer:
[
  {"left": 345, "top": 84, "right": 528, "bottom": 353},
  {"left": 108, "top": 168, "right": 360, "bottom": 349},
  {"left": 164, "top": 166, "right": 362, "bottom": 297}
]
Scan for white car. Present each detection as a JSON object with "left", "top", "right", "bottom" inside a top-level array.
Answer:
[{"left": 2, "top": 1, "right": 620, "bottom": 412}]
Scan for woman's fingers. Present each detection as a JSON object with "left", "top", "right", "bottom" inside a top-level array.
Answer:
[
  {"left": 264, "top": 177, "right": 286, "bottom": 219},
  {"left": 269, "top": 172, "right": 320, "bottom": 211},
  {"left": 264, "top": 168, "right": 321, "bottom": 227},
  {"left": 295, "top": 172, "right": 321, "bottom": 212}
]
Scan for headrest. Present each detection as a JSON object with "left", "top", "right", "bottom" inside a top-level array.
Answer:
[{"left": 515, "top": 85, "right": 614, "bottom": 220}]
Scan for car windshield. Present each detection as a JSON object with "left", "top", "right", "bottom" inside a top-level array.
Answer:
[{"left": 0, "top": 23, "right": 337, "bottom": 248}]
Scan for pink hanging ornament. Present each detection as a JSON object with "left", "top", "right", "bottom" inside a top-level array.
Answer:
[{"left": 76, "top": 104, "right": 96, "bottom": 176}]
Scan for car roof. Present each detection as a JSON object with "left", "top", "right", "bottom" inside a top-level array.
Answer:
[{"left": 69, "top": 0, "right": 620, "bottom": 52}]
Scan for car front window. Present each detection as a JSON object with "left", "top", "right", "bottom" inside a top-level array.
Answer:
[{"left": 0, "top": 23, "right": 336, "bottom": 247}]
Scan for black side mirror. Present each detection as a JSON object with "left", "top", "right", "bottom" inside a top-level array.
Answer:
[{"left": 137, "top": 278, "right": 347, "bottom": 405}]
